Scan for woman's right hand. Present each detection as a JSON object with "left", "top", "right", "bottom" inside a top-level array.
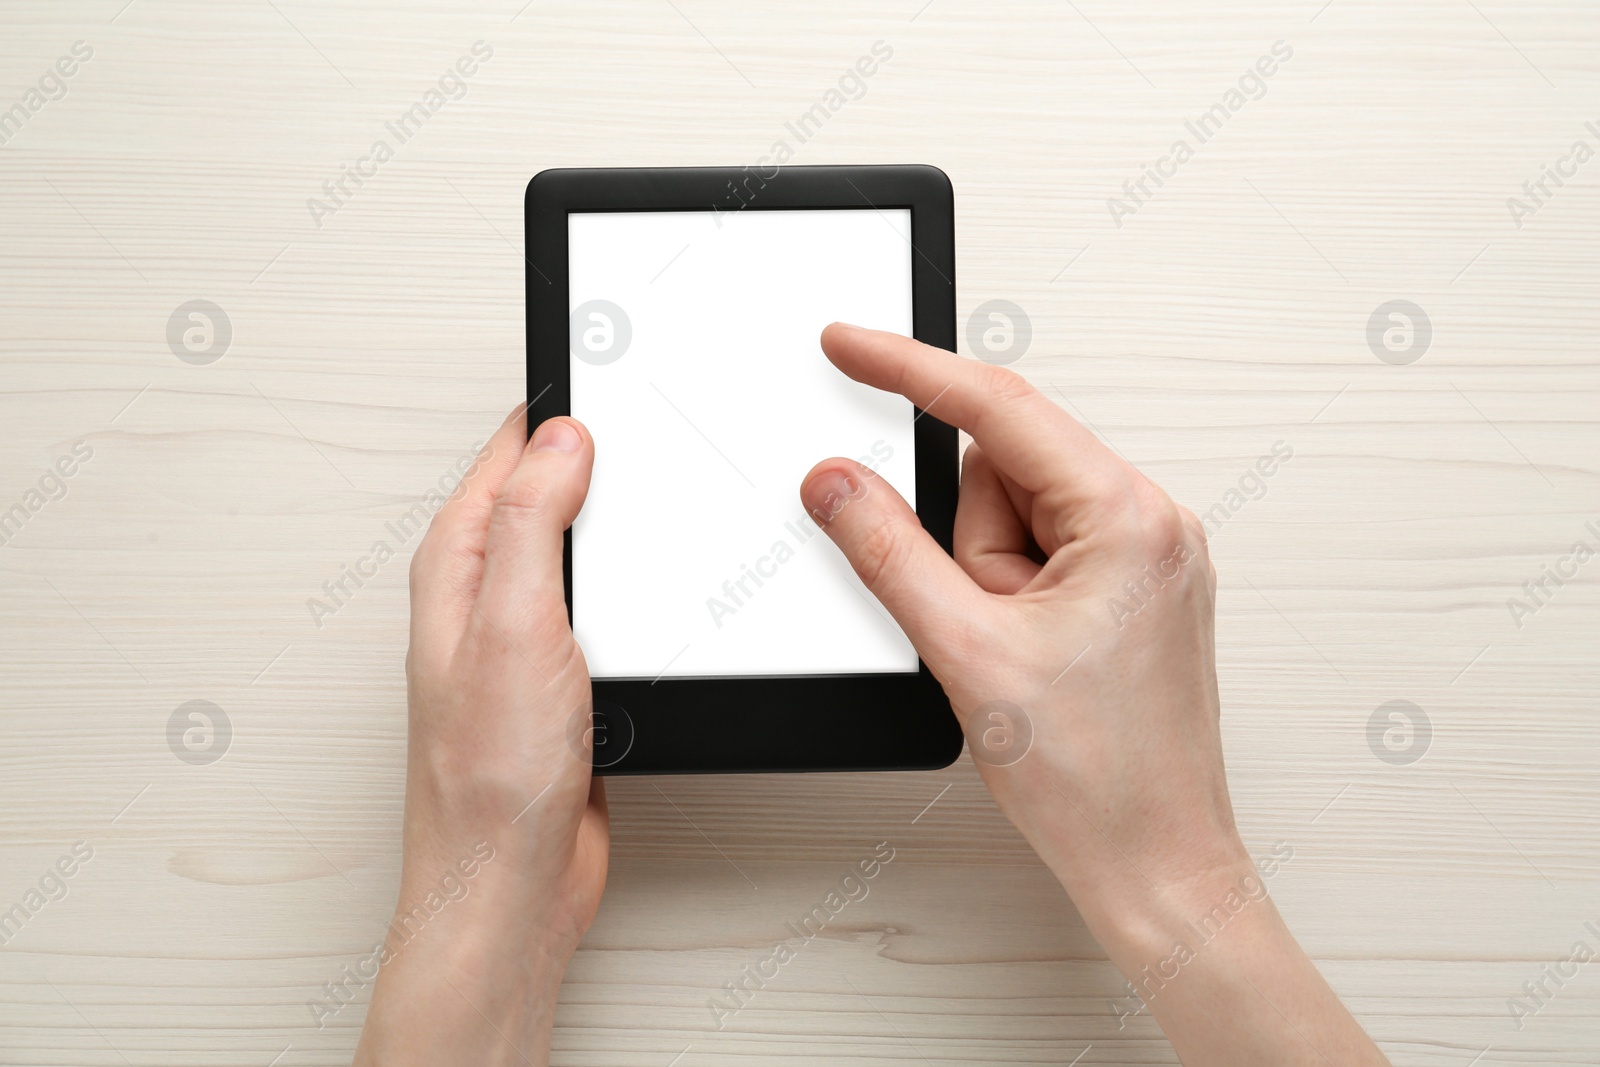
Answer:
[{"left": 800, "top": 323, "right": 1389, "bottom": 1067}]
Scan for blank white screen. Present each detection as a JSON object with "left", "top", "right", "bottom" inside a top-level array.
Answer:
[{"left": 568, "top": 208, "right": 918, "bottom": 679}]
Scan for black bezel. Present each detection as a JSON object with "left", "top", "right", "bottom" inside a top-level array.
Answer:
[{"left": 525, "top": 164, "right": 961, "bottom": 775}]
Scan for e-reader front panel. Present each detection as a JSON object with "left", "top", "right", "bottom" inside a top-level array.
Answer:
[
  {"left": 568, "top": 208, "right": 918, "bottom": 681},
  {"left": 527, "top": 166, "right": 961, "bottom": 774}
]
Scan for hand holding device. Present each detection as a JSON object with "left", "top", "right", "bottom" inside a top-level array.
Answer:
[
  {"left": 354, "top": 407, "right": 607, "bottom": 1067},
  {"left": 801, "top": 323, "right": 1390, "bottom": 1067}
]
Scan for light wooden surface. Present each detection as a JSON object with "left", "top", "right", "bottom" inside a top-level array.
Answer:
[{"left": 2, "top": 0, "right": 1597, "bottom": 1063}]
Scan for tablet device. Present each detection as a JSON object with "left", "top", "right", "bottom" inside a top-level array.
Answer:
[{"left": 525, "top": 165, "right": 961, "bottom": 775}]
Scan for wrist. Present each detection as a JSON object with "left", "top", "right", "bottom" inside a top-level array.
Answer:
[
  {"left": 386, "top": 858, "right": 579, "bottom": 983},
  {"left": 356, "top": 899, "right": 569, "bottom": 1067},
  {"left": 1064, "top": 847, "right": 1385, "bottom": 1064},
  {"left": 1078, "top": 851, "right": 1264, "bottom": 962},
  {"left": 353, "top": 854, "right": 577, "bottom": 1066},
  {"left": 1030, "top": 812, "right": 1263, "bottom": 959},
  {"left": 1049, "top": 832, "right": 1309, "bottom": 1012}
]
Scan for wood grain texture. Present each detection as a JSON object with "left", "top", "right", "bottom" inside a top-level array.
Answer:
[{"left": 1, "top": 0, "right": 1596, "bottom": 1063}]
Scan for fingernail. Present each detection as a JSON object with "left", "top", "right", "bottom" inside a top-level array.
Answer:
[
  {"left": 803, "top": 469, "right": 860, "bottom": 527},
  {"left": 832, "top": 321, "right": 863, "bottom": 332},
  {"left": 531, "top": 419, "right": 581, "bottom": 453}
]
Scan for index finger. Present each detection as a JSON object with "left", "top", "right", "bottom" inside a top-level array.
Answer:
[{"left": 819, "top": 323, "right": 1121, "bottom": 495}]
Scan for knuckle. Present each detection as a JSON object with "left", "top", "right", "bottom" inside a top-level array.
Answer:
[
  {"left": 492, "top": 478, "right": 554, "bottom": 526},
  {"left": 960, "top": 441, "right": 988, "bottom": 477},
  {"left": 980, "top": 364, "right": 1037, "bottom": 408},
  {"left": 1068, "top": 450, "right": 1140, "bottom": 511},
  {"left": 1145, "top": 503, "right": 1189, "bottom": 555},
  {"left": 408, "top": 513, "right": 445, "bottom": 580},
  {"left": 1120, "top": 481, "right": 1190, "bottom": 558},
  {"left": 1080, "top": 469, "right": 1134, "bottom": 510},
  {"left": 1174, "top": 504, "right": 1210, "bottom": 552},
  {"left": 405, "top": 629, "right": 459, "bottom": 690}
]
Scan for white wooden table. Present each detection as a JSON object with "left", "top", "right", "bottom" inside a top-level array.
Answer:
[{"left": 2, "top": 1, "right": 1595, "bottom": 1063}]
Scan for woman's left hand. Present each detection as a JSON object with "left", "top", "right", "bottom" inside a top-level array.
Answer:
[{"left": 354, "top": 406, "right": 608, "bottom": 1067}]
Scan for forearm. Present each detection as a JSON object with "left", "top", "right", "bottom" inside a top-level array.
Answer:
[{"left": 1064, "top": 851, "right": 1390, "bottom": 1067}]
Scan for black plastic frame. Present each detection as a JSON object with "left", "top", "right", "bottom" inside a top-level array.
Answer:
[{"left": 525, "top": 164, "right": 961, "bottom": 775}]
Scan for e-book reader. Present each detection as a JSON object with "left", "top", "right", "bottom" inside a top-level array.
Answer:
[{"left": 526, "top": 165, "right": 960, "bottom": 774}]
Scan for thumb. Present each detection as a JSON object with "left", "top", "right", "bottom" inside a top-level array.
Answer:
[
  {"left": 475, "top": 416, "right": 594, "bottom": 633},
  {"left": 800, "top": 459, "right": 984, "bottom": 663}
]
